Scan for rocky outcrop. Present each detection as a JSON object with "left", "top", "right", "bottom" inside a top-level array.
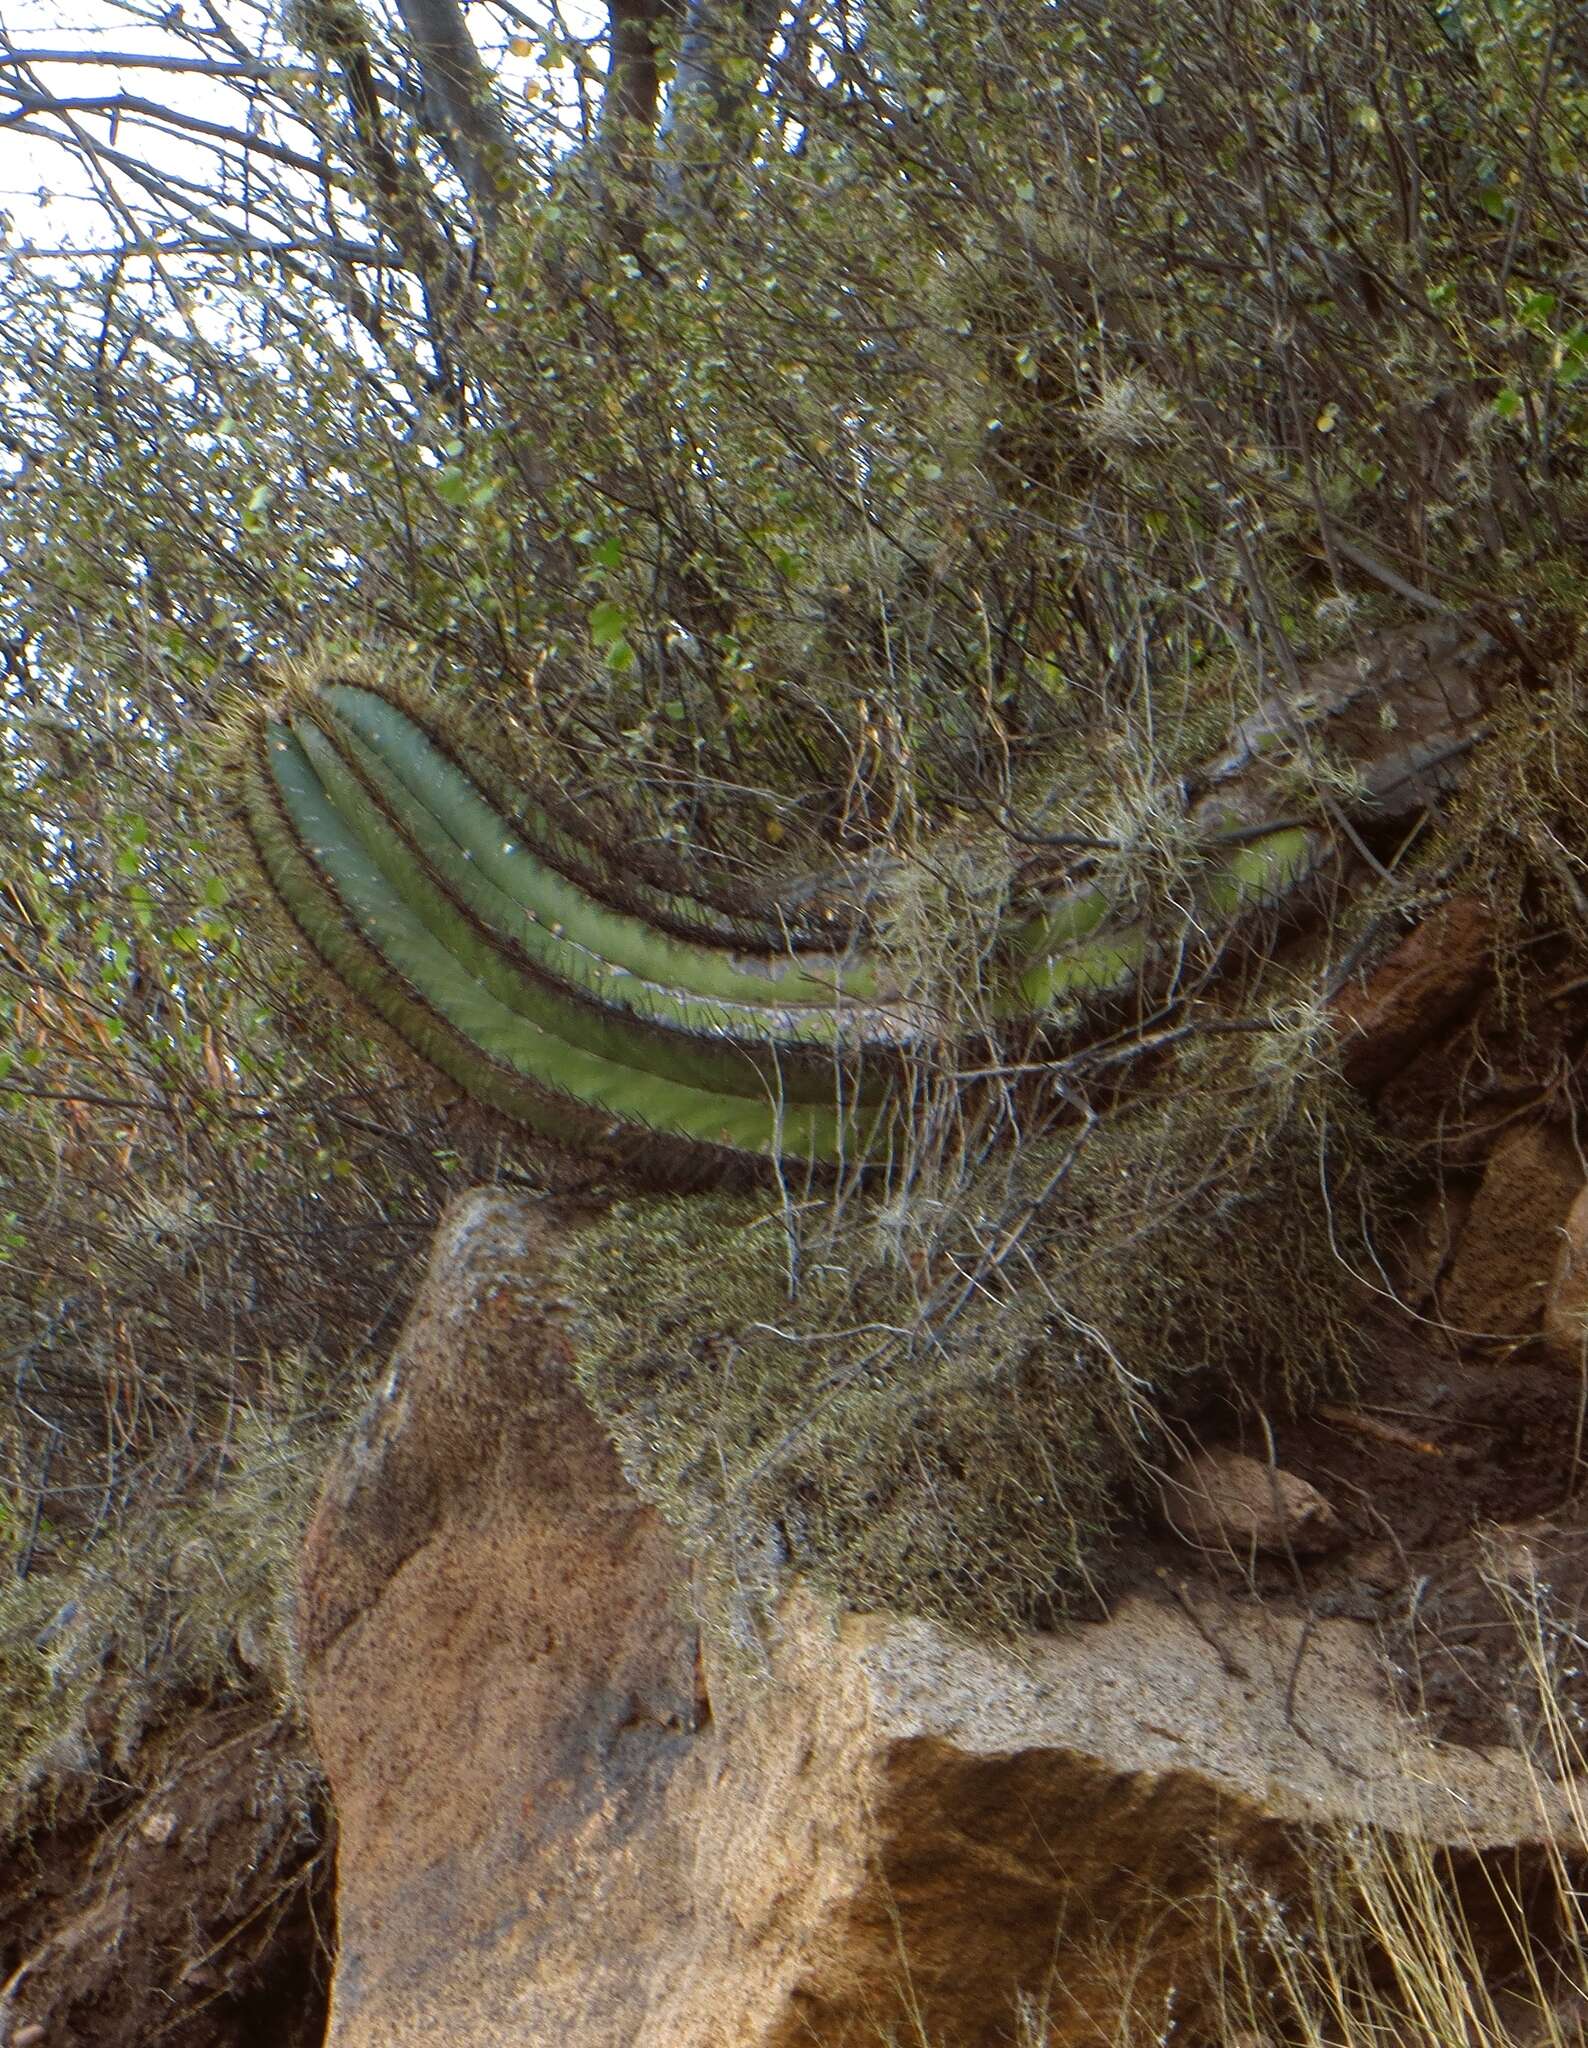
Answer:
[
  {"left": 1160, "top": 1448, "right": 1341, "bottom": 1557},
  {"left": 300, "top": 1191, "right": 1585, "bottom": 2048},
  {"left": 1441, "top": 1123, "right": 1584, "bottom": 1340}
]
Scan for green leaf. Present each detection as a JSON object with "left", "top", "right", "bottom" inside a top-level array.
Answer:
[
  {"left": 1555, "top": 325, "right": 1588, "bottom": 384},
  {"left": 589, "top": 599, "right": 631, "bottom": 649}
]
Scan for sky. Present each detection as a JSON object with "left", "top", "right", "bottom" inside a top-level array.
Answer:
[
  {"left": 0, "top": 0, "right": 594, "bottom": 255},
  {"left": 0, "top": 0, "right": 247, "bottom": 242}
]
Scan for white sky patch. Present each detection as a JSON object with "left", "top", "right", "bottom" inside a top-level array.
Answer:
[{"left": 0, "top": 0, "right": 604, "bottom": 255}]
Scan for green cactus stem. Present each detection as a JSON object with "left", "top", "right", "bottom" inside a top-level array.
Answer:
[{"left": 237, "top": 622, "right": 1510, "bottom": 1182}]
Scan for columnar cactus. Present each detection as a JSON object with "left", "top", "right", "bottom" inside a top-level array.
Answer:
[{"left": 237, "top": 623, "right": 1508, "bottom": 1183}]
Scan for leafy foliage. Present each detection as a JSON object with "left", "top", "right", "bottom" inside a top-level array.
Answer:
[{"left": 0, "top": 0, "right": 1585, "bottom": 1781}]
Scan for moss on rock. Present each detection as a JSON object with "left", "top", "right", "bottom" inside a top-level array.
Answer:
[{"left": 572, "top": 1024, "right": 1388, "bottom": 1638}]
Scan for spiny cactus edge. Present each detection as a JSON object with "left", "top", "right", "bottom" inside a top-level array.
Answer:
[{"left": 235, "top": 622, "right": 1510, "bottom": 1184}]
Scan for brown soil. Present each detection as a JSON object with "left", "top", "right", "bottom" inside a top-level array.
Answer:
[
  {"left": 0, "top": 1701, "right": 331, "bottom": 2048},
  {"left": 1130, "top": 1303, "right": 1588, "bottom": 1769},
  {"left": 1116, "top": 948, "right": 1588, "bottom": 1769}
]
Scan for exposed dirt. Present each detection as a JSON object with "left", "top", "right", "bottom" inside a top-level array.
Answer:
[
  {"left": 1269, "top": 1323, "right": 1585, "bottom": 1553},
  {"left": 1115, "top": 942, "right": 1588, "bottom": 1770},
  {"left": 0, "top": 1701, "right": 331, "bottom": 2048},
  {"left": 1127, "top": 1294, "right": 1588, "bottom": 1772}
]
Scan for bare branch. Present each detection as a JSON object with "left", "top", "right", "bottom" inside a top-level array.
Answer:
[
  {"left": 0, "top": 86, "right": 351, "bottom": 185},
  {"left": 0, "top": 46, "right": 307, "bottom": 81}
]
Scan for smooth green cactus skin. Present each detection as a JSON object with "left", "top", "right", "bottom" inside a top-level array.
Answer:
[
  {"left": 321, "top": 686, "right": 887, "bottom": 1013},
  {"left": 237, "top": 682, "right": 1331, "bottom": 1180},
  {"left": 240, "top": 688, "right": 913, "bottom": 1178}
]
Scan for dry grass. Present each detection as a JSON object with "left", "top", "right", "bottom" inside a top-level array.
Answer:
[
  {"left": 869, "top": 1559, "right": 1588, "bottom": 2048},
  {"left": 0, "top": 1348, "right": 359, "bottom": 1832},
  {"left": 1441, "top": 670, "right": 1588, "bottom": 993},
  {"left": 1199, "top": 1563, "right": 1588, "bottom": 2048}
]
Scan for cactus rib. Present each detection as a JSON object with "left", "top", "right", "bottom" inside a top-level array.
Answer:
[
  {"left": 290, "top": 707, "right": 890, "bottom": 1109},
  {"left": 238, "top": 620, "right": 1511, "bottom": 1183},
  {"left": 245, "top": 721, "right": 877, "bottom": 1170}
]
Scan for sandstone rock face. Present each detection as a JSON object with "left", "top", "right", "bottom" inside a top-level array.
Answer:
[
  {"left": 1544, "top": 1182, "right": 1588, "bottom": 1364},
  {"left": 298, "top": 1190, "right": 704, "bottom": 2048},
  {"left": 1441, "top": 1122, "right": 1583, "bottom": 1340},
  {"left": 1331, "top": 896, "right": 1493, "bottom": 1091},
  {"left": 1160, "top": 1448, "right": 1341, "bottom": 1557},
  {"left": 301, "top": 1192, "right": 1584, "bottom": 2048}
]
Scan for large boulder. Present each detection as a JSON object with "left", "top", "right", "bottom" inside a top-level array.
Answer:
[{"left": 300, "top": 1192, "right": 1583, "bottom": 2048}]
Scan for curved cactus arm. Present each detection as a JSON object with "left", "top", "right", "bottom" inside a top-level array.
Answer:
[
  {"left": 236, "top": 622, "right": 1513, "bottom": 1182},
  {"left": 301, "top": 692, "right": 910, "bottom": 1074},
  {"left": 290, "top": 712, "right": 898, "bottom": 1115},
  {"left": 325, "top": 686, "right": 886, "bottom": 1011},
  {"left": 246, "top": 722, "right": 885, "bottom": 1170},
  {"left": 293, "top": 717, "right": 786, "bottom": 1096},
  {"left": 1007, "top": 823, "right": 1320, "bottom": 1012},
  {"left": 415, "top": 689, "right": 854, "bottom": 953}
]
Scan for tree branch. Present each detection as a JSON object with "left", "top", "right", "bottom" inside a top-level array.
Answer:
[
  {"left": 0, "top": 86, "right": 353, "bottom": 185},
  {"left": 0, "top": 47, "right": 308, "bottom": 81},
  {"left": 605, "top": 0, "right": 672, "bottom": 139},
  {"left": 658, "top": 0, "right": 788, "bottom": 207},
  {"left": 389, "top": 0, "right": 516, "bottom": 233}
]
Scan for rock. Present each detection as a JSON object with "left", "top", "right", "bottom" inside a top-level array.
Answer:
[
  {"left": 1331, "top": 897, "right": 1493, "bottom": 1091},
  {"left": 299, "top": 1189, "right": 705, "bottom": 2048},
  {"left": 302, "top": 1191, "right": 1584, "bottom": 2048},
  {"left": 1543, "top": 1182, "right": 1588, "bottom": 1364},
  {"left": 1160, "top": 1448, "right": 1341, "bottom": 1557},
  {"left": 1441, "top": 1124, "right": 1583, "bottom": 1340}
]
